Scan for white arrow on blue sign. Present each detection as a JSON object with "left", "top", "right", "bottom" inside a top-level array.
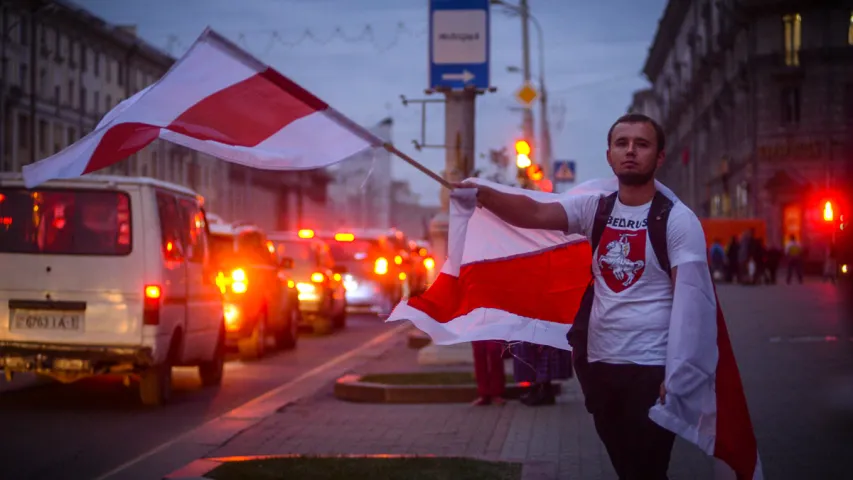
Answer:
[{"left": 429, "top": 0, "right": 490, "bottom": 91}]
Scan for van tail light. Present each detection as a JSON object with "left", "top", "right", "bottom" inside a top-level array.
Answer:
[
  {"left": 374, "top": 257, "right": 388, "bottom": 275},
  {"left": 143, "top": 285, "right": 162, "bottom": 326},
  {"left": 311, "top": 272, "right": 325, "bottom": 283}
]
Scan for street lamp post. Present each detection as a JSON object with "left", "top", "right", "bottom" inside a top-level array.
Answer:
[{"left": 490, "top": 0, "right": 552, "bottom": 181}]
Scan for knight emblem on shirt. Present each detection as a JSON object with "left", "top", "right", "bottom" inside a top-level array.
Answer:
[{"left": 597, "top": 227, "right": 646, "bottom": 292}]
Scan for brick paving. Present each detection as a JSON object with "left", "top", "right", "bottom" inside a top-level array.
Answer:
[
  {"left": 201, "top": 281, "right": 853, "bottom": 479},
  {"left": 207, "top": 339, "right": 714, "bottom": 479}
]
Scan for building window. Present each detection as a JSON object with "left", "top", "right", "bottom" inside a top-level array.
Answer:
[
  {"left": 781, "top": 86, "right": 801, "bottom": 124},
  {"left": 67, "top": 80, "right": 74, "bottom": 107},
  {"left": 106, "top": 59, "right": 112, "bottom": 83},
  {"left": 81, "top": 45, "right": 87, "bottom": 72},
  {"left": 39, "top": 68, "right": 47, "bottom": 97},
  {"left": 19, "top": 64, "right": 28, "bottom": 91},
  {"left": 846, "top": 12, "right": 853, "bottom": 45},
  {"left": 54, "top": 124, "right": 63, "bottom": 153},
  {"left": 94, "top": 51, "right": 100, "bottom": 77},
  {"left": 106, "top": 94, "right": 112, "bottom": 112},
  {"left": 67, "top": 127, "right": 75, "bottom": 145},
  {"left": 735, "top": 183, "right": 749, "bottom": 217},
  {"left": 18, "top": 114, "right": 29, "bottom": 149},
  {"left": 19, "top": 18, "right": 29, "bottom": 45},
  {"left": 118, "top": 64, "right": 124, "bottom": 87},
  {"left": 783, "top": 13, "right": 801, "bottom": 67},
  {"left": 54, "top": 85, "right": 60, "bottom": 105},
  {"left": 38, "top": 120, "right": 47, "bottom": 153},
  {"left": 80, "top": 87, "right": 87, "bottom": 114},
  {"left": 93, "top": 91, "right": 100, "bottom": 115}
]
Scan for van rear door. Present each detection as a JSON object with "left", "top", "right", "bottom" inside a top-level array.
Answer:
[{"left": 0, "top": 186, "right": 145, "bottom": 347}]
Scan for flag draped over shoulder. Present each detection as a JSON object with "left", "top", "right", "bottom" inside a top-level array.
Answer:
[
  {"left": 387, "top": 177, "right": 762, "bottom": 480},
  {"left": 22, "top": 28, "right": 381, "bottom": 188}
]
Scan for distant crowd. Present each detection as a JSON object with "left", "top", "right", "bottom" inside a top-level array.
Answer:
[{"left": 708, "top": 229, "right": 838, "bottom": 285}]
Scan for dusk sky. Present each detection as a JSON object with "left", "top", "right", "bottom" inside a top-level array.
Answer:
[{"left": 76, "top": 0, "right": 667, "bottom": 206}]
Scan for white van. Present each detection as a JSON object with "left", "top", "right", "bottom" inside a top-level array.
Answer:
[{"left": 0, "top": 173, "right": 225, "bottom": 406}]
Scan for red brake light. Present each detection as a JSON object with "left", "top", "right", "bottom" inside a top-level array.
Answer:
[
  {"left": 143, "top": 285, "right": 162, "bottom": 325},
  {"left": 145, "top": 285, "right": 162, "bottom": 299}
]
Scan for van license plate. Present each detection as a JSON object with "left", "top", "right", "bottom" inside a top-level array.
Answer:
[{"left": 10, "top": 311, "right": 84, "bottom": 332}]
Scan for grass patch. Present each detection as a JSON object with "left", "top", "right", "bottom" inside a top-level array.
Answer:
[
  {"left": 358, "top": 372, "right": 514, "bottom": 386},
  {"left": 206, "top": 456, "right": 523, "bottom": 480}
]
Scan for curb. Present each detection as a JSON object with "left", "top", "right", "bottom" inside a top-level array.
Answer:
[
  {"left": 406, "top": 331, "right": 432, "bottom": 349},
  {"left": 333, "top": 373, "right": 562, "bottom": 404},
  {"left": 166, "top": 454, "right": 521, "bottom": 479},
  {"left": 97, "top": 322, "right": 415, "bottom": 480}
]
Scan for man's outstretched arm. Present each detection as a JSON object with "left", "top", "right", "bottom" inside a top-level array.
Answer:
[{"left": 457, "top": 182, "right": 572, "bottom": 232}]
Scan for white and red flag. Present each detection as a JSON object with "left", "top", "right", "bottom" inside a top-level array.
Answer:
[
  {"left": 22, "top": 29, "right": 381, "bottom": 188},
  {"left": 387, "top": 177, "right": 761, "bottom": 480}
]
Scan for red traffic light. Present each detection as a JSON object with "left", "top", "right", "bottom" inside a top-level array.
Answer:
[{"left": 823, "top": 200, "right": 834, "bottom": 222}]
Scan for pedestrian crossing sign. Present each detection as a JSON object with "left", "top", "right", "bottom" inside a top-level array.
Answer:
[{"left": 553, "top": 160, "right": 576, "bottom": 183}]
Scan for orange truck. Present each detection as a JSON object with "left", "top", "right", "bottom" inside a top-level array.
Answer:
[{"left": 699, "top": 218, "right": 767, "bottom": 248}]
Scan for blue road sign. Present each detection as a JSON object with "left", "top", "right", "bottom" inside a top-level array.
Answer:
[
  {"left": 553, "top": 160, "right": 576, "bottom": 183},
  {"left": 428, "top": 0, "right": 490, "bottom": 91}
]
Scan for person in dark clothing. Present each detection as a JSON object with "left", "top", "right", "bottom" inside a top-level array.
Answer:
[
  {"left": 726, "top": 236, "right": 740, "bottom": 283},
  {"left": 511, "top": 342, "right": 573, "bottom": 406},
  {"left": 751, "top": 238, "right": 766, "bottom": 285},
  {"left": 765, "top": 245, "right": 782, "bottom": 284}
]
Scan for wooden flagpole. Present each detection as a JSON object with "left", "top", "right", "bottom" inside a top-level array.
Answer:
[{"left": 383, "top": 143, "right": 453, "bottom": 190}]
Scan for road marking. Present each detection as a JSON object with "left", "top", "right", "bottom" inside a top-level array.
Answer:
[
  {"left": 94, "top": 322, "right": 412, "bottom": 480},
  {"left": 768, "top": 335, "right": 853, "bottom": 343}
]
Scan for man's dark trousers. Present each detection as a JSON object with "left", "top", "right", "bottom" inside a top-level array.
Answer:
[{"left": 583, "top": 361, "right": 675, "bottom": 480}]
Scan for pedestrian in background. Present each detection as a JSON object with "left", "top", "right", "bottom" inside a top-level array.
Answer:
[
  {"left": 709, "top": 238, "right": 726, "bottom": 281},
  {"left": 726, "top": 235, "right": 740, "bottom": 283},
  {"left": 786, "top": 235, "right": 804, "bottom": 284},
  {"left": 511, "top": 342, "right": 573, "bottom": 406},
  {"left": 765, "top": 244, "right": 782, "bottom": 284},
  {"left": 471, "top": 340, "right": 506, "bottom": 406}
]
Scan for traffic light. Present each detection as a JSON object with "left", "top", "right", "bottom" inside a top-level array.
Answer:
[
  {"left": 526, "top": 164, "right": 544, "bottom": 182},
  {"left": 823, "top": 200, "right": 835, "bottom": 222},
  {"left": 515, "top": 140, "right": 532, "bottom": 169}
]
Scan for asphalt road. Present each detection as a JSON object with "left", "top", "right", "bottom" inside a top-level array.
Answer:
[
  {"left": 716, "top": 278, "right": 853, "bottom": 479},
  {"left": 0, "top": 314, "right": 391, "bottom": 480}
]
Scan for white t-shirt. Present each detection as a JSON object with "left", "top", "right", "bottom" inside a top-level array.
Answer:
[{"left": 560, "top": 193, "right": 708, "bottom": 365}]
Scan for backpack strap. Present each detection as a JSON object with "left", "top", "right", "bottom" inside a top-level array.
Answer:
[
  {"left": 648, "top": 191, "right": 674, "bottom": 277},
  {"left": 590, "top": 192, "right": 618, "bottom": 252}
]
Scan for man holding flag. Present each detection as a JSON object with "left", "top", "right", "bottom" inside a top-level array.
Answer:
[{"left": 445, "top": 113, "right": 759, "bottom": 479}]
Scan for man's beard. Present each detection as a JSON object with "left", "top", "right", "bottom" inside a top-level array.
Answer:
[{"left": 617, "top": 166, "right": 656, "bottom": 186}]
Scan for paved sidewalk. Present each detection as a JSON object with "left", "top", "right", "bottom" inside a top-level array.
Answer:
[{"left": 199, "top": 340, "right": 715, "bottom": 480}]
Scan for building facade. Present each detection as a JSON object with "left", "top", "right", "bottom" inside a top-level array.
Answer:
[
  {"left": 325, "top": 117, "right": 393, "bottom": 231},
  {"left": 0, "top": 0, "right": 329, "bottom": 233},
  {"left": 631, "top": 0, "right": 853, "bottom": 258}
]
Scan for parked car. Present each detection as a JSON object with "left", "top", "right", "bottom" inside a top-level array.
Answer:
[
  {"left": 208, "top": 219, "right": 299, "bottom": 359},
  {"left": 268, "top": 230, "right": 347, "bottom": 333},
  {"left": 0, "top": 174, "right": 225, "bottom": 406}
]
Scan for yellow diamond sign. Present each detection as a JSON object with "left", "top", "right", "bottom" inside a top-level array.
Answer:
[{"left": 515, "top": 82, "right": 538, "bottom": 106}]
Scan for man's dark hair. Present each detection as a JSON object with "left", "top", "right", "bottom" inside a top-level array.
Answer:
[{"left": 607, "top": 113, "right": 666, "bottom": 154}]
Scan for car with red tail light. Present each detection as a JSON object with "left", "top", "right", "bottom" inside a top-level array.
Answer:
[{"left": 0, "top": 174, "right": 225, "bottom": 407}]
